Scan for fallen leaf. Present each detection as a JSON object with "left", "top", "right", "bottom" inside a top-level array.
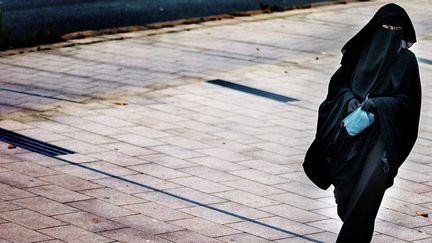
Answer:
[
  {"left": 416, "top": 211, "right": 429, "bottom": 218},
  {"left": 8, "top": 144, "right": 16, "bottom": 149},
  {"left": 113, "top": 101, "right": 128, "bottom": 106}
]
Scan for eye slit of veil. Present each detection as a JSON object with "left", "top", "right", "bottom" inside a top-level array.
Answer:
[{"left": 382, "top": 24, "right": 402, "bottom": 30}]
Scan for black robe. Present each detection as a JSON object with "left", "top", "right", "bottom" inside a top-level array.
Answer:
[{"left": 303, "top": 3, "right": 421, "bottom": 190}]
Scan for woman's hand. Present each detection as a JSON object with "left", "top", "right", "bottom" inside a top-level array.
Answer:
[
  {"left": 362, "top": 99, "right": 377, "bottom": 113},
  {"left": 347, "top": 98, "right": 361, "bottom": 113}
]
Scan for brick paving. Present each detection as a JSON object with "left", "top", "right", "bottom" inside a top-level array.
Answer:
[{"left": 0, "top": 0, "right": 432, "bottom": 242}]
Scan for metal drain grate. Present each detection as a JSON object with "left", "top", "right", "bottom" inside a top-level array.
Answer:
[
  {"left": 0, "top": 128, "right": 75, "bottom": 157},
  {"left": 207, "top": 79, "right": 298, "bottom": 103}
]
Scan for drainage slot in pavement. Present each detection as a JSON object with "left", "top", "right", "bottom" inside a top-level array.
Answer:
[
  {"left": 418, "top": 57, "right": 432, "bottom": 65},
  {"left": 0, "top": 128, "right": 75, "bottom": 157},
  {"left": 207, "top": 79, "right": 298, "bottom": 103}
]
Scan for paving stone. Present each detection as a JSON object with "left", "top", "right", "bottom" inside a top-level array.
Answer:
[
  {"left": 101, "top": 142, "right": 157, "bottom": 157},
  {"left": 221, "top": 179, "right": 285, "bottom": 196},
  {"left": 374, "top": 221, "right": 431, "bottom": 242},
  {"left": 150, "top": 145, "right": 205, "bottom": 159},
  {"left": 225, "top": 220, "right": 292, "bottom": 240},
  {"left": 39, "top": 225, "right": 111, "bottom": 243},
  {"left": 100, "top": 227, "right": 170, "bottom": 243},
  {"left": 124, "top": 202, "right": 193, "bottom": 221},
  {"left": 237, "top": 160, "right": 296, "bottom": 174},
  {"left": 370, "top": 234, "right": 406, "bottom": 243},
  {"left": 80, "top": 187, "right": 144, "bottom": 205},
  {"left": 82, "top": 161, "right": 138, "bottom": 176},
  {"left": 217, "top": 233, "right": 273, "bottom": 243},
  {"left": 111, "top": 134, "right": 164, "bottom": 147},
  {"left": 187, "top": 156, "right": 247, "bottom": 171},
  {"left": 160, "top": 230, "right": 223, "bottom": 243},
  {"left": 125, "top": 173, "right": 182, "bottom": 190},
  {"left": 89, "top": 151, "right": 149, "bottom": 166},
  {"left": 63, "top": 131, "right": 117, "bottom": 145},
  {"left": 282, "top": 231, "right": 338, "bottom": 243},
  {"left": 228, "top": 169, "right": 289, "bottom": 185},
  {"left": 0, "top": 200, "right": 22, "bottom": 212},
  {"left": 133, "top": 191, "right": 194, "bottom": 209},
  {"left": 0, "top": 161, "right": 59, "bottom": 177},
  {"left": 92, "top": 177, "right": 151, "bottom": 194},
  {"left": 179, "top": 166, "right": 242, "bottom": 182},
  {"left": 273, "top": 181, "right": 332, "bottom": 199},
  {"left": 128, "top": 163, "right": 189, "bottom": 179},
  {"left": 259, "top": 204, "right": 328, "bottom": 223},
  {"left": 53, "top": 164, "right": 109, "bottom": 180},
  {"left": 141, "top": 154, "right": 196, "bottom": 169},
  {"left": 196, "top": 148, "right": 251, "bottom": 162},
  {"left": 180, "top": 206, "right": 242, "bottom": 224},
  {"left": 267, "top": 192, "right": 333, "bottom": 210},
  {"left": 68, "top": 199, "right": 136, "bottom": 218},
  {"left": 0, "top": 223, "right": 52, "bottom": 242},
  {"left": 112, "top": 214, "right": 182, "bottom": 234},
  {"left": 54, "top": 212, "right": 125, "bottom": 232},
  {"left": 39, "top": 174, "right": 102, "bottom": 191},
  {"left": 0, "top": 182, "right": 35, "bottom": 200},
  {"left": 0, "top": 171, "right": 49, "bottom": 188},
  {"left": 0, "top": 209, "right": 66, "bottom": 230},
  {"left": 171, "top": 217, "right": 240, "bottom": 237},
  {"left": 27, "top": 185, "right": 91, "bottom": 203},
  {"left": 170, "top": 176, "right": 233, "bottom": 193},
  {"left": 377, "top": 208, "right": 431, "bottom": 228},
  {"left": 12, "top": 197, "right": 78, "bottom": 216},
  {"left": 214, "top": 190, "right": 279, "bottom": 208}
]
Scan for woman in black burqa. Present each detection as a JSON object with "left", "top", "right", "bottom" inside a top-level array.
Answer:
[{"left": 303, "top": 3, "right": 421, "bottom": 242}]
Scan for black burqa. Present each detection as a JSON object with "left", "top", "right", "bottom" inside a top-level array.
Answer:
[{"left": 303, "top": 3, "right": 421, "bottom": 242}]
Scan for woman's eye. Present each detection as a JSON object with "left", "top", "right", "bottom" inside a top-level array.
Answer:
[{"left": 382, "top": 24, "right": 403, "bottom": 30}]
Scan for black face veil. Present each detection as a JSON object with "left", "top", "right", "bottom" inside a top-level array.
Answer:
[
  {"left": 303, "top": 3, "right": 421, "bottom": 190},
  {"left": 344, "top": 3, "right": 417, "bottom": 99}
]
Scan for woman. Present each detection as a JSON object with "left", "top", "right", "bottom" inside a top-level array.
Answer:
[{"left": 303, "top": 3, "right": 421, "bottom": 242}]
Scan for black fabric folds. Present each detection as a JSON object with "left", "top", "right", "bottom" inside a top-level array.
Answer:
[{"left": 303, "top": 3, "right": 421, "bottom": 190}]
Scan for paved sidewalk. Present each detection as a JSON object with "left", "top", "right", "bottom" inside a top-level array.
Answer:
[{"left": 0, "top": 0, "right": 432, "bottom": 242}]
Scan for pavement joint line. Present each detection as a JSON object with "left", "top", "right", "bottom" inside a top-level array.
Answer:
[
  {"left": 208, "top": 79, "right": 299, "bottom": 103},
  {"left": 46, "top": 155, "right": 322, "bottom": 242},
  {"left": 418, "top": 57, "right": 432, "bottom": 65},
  {"left": 0, "top": 87, "right": 82, "bottom": 104}
]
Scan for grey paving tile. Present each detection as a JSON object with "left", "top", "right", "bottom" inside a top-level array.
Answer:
[
  {"left": 0, "top": 182, "right": 35, "bottom": 200},
  {"left": 27, "top": 185, "right": 91, "bottom": 203},
  {"left": 221, "top": 179, "right": 285, "bottom": 196},
  {"left": 12, "top": 197, "right": 78, "bottom": 216},
  {"left": 0, "top": 171, "right": 49, "bottom": 188},
  {"left": 170, "top": 176, "right": 233, "bottom": 193},
  {"left": 0, "top": 209, "right": 66, "bottom": 230},
  {"left": 80, "top": 187, "right": 145, "bottom": 205},
  {"left": 39, "top": 225, "right": 111, "bottom": 243},
  {"left": 0, "top": 222, "right": 52, "bottom": 242},
  {"left": 0, "top": 161, "right": 59, "bottom": 177},
  {"left": 112, "top": 214, "right": 182, "bottom": 234},
  {"left": 128, "top": 163, "right": 189, "bottom": 179},
  {"left": 54, "top": 212, "right": 125, "bottom": 232},
  {"left": 124, "top": 202, "right": 193, "bottom": 221},
  {"left": 39, "top": 174, "right": 102, "bottom": 191},
  {"left": 374, "top": 221, "right": 431, "bottom": 242},
  {"left": 214, "top": 190, "right": 279, "bottom": 208},
  {"left": 67, "top": 199, "right": 136, "bottom": 218},
  {"left": 100, "top": 227, "right": 170, "bottom": 243},
  {"left": 171, "top": 217, "right": 240, "bottom": 237},
  {"left": 160, "top": 230, "right": 223, "bottom": 243},
  {"left": 259, "top": 204, "right": 328, "bottom": 223}
]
